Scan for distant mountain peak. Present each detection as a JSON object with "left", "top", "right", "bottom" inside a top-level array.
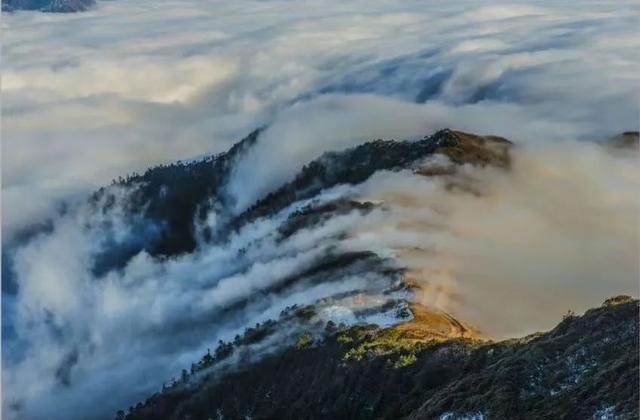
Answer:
[{"left": 2, "top": 0, "right": 95, "bottom": 13}]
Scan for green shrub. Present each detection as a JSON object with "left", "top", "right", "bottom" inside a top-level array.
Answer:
[
  {"left": 394, "top": 353, "right": 417, "bottom": 369},
  {"left": 296, "top": 333, "right": 313, "bottom": 349}
]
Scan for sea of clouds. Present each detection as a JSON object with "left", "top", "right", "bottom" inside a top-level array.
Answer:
[
  {"left": 2, "top": 0, "right": 639, "bottom": 419},
  {"left": 3, "top": 0, "right": 639, "bottom": 235}
]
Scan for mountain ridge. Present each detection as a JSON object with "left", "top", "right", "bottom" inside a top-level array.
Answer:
[
  {"left": 85, "top": 129, "right": 511, "bottom": 274},
  {"left": 4, "top": 127, "right": 637, "bottom": 420},
  {"left": 122, "top": 296, "right": 639, "bottom": 420}
]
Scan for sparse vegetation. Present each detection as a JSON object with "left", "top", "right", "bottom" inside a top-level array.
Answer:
[{"left": 603, "top": 295, "right": 634, "bottom": 307}]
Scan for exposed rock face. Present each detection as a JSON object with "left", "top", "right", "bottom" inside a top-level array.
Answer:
[
  {"left": 2, "top": 0, "right": 95, "bottom": 12},
  {"left": 123, "top": 298, "right": 638, "bottom": 420}
]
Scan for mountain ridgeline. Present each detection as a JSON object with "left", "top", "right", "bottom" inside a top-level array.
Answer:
[
  {"left": 80, "top": 128, "right": 635, "bottom": 420},
  {"left": 88, "top": 128, "right": 509, "bottom": 275},
  {"left": 6, "top": 126, "right": 636, "bottom": 420}
]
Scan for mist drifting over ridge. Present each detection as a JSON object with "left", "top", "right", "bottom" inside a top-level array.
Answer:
[
  {"left": 3, "top": 128, "right": 638, "bottom": 420},
  {"left": 1, "top": 0, "right": 639, "bottom": 419}
]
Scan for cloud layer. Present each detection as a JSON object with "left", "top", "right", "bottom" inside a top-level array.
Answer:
[
  {"left": 3, "top": 0, "right": 639, "bottom": 235},
  {"left": 349, "top": 142, "right": 639, "bottom": 338},
  {"left": 2, "top": 1, "right": 640, "bottom": 419}
]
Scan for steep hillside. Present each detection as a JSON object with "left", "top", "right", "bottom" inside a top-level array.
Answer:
[{"left": 123, "top": 297, "right": 638, "bottom": 420}]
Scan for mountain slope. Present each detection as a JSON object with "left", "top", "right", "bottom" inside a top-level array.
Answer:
[
  {"left": 93, "top": 129, "right": 634, "bottom": 419},
  {"left": 123, "top": 297, "right": 639, "bottom": 420},
  {"left": 4, "top": 126, "right": 637, "bottom": 420}
]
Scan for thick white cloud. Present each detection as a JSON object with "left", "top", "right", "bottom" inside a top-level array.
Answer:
[{"left": 3, "top": 0, "right": 639, "bottom": 234}]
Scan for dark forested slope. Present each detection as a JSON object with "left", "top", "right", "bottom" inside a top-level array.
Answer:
[{"left": 124, "top": 297, "right": 639, "bottom": 420}]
